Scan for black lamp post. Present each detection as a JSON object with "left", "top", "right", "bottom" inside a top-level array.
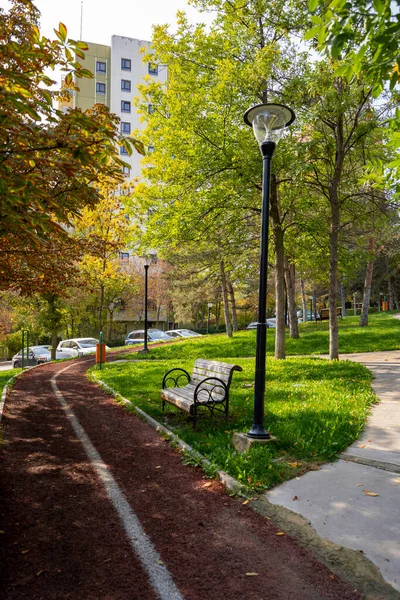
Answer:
[
  {"left": 244, "top": 103, "right": 295, "bottom": 440},
  {"left": 139, "top": 250, "right": 157, "bottom": 353},
  {"left": 207, "top": 302, "right": 213, "bottom": 334}
]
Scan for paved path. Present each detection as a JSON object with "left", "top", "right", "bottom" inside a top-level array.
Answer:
[{"left": 267, "top": 348, "right": 400, "bottom": 594}]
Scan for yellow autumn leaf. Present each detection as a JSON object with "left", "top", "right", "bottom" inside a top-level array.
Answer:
[
  {"left": 356, "top": 483, "right": 363, "bottom": 487},
  {"left": 246, "top": 572, "right": 259, "bottom": 576},
  {"left": 364, "top": 490, "right": 379, "bottom": 497},
  {"left": 359, "top": 444, "right": 366, "bottom": 449},
  {"left": 242, "top": 499, "right": 249, "bottom": 505},
  {"left": 276, "top": 532, "right": 285, "bottom": 536}
]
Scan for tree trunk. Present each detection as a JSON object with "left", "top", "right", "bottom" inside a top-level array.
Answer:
[
  {"left": 339, "top": 281, "right": 347, "bottom": 317},
  {"left": 359, "top": 239, "right": 375, "bottom": 327},
  {"left": 284, "top": 257, "right": 299, "bottom": 338},
  {"left": 300, "top": 278, "right": 307, "bottom": 322},
  {"left": 388, "top": 277, "right": 394, "bottom": 311},
  {"left": 269, "top": 174, "right": 285, "bottom": 359},
  {"left": 329, "top": 196, "right": 340, "bottom": 359},
  {"left": 220, "top": 260, "right": 232, "bottom": 337},
  {"left": 227, "top": 281, "right": 238, "bottom": 332},
  {"left": 313, "top": 288, "right": 318, "bottom": 322}
]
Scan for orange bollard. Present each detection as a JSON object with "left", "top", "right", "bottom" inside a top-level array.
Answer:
[{"left": 96, "top": 343, "right": 106, "bottom": 363}]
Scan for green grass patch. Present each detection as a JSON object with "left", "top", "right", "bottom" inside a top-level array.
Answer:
[
  {"left": 0, "top": 369, "right": 19, "bottom": 397},
  {"left": 116, "top": 312, "right": 400, "bottom": 363},
  {"left": 90, "top": 355, "right": 376, "bottom": 493}
]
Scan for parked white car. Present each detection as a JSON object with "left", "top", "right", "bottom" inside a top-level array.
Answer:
[
  {"left": 57, "top": 338, "right": 109, "bottom": 357},
  {"left": 165, "top": 329, "right": 203, "bottom": 338},
  {"left": 12, "top": 346, "right": 72, "bottom": 368}
]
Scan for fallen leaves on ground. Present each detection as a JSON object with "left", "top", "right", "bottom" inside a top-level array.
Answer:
[
  {"left": 292, "top": 496, "right": 299, "bottom": 501},
  {"left": 246, "top": 572, "right": 259, "bottom": 576},
  {"left": 276, "top": 532, "right": 285, "bottom": 536},
  {"left": 364, "top": 490, "right": 379, "bottom": 497}
]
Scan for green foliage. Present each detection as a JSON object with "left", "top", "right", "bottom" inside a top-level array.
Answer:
[
  {"left": 306, "top": 0, "right": 400, "bottom": 92},
  {"left": 0, "top": 1, "right": 141, "bottom": 295}
]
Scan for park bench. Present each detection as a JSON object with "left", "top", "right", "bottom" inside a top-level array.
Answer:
[
  {"left": 318, "top": 307, "right": 342, "bottom": 321},
  {"left": 161, "top": 359, "right": 243, "bottom": 429}
]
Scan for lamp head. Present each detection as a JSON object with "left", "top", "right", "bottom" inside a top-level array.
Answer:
[
  {"left": 143, "top": 250, "right": 157, "bottom": 266},
  {"left": 244, "top": 103, "right": 295, "bottom": 146}
]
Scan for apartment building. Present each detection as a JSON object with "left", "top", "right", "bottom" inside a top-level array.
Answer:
[
  {"left": 59, "top": 35, "right": 169, "bottom": 333},
  {"left": 63, "top": 35, "right": 167, "bottom": 179}
]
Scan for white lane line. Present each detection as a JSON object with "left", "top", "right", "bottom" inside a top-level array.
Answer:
[{"left": 51, "top": 363, "right": 184, "bottom": 600}]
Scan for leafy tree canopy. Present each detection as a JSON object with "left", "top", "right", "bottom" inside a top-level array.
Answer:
[{"left": 0, "top": 0, "right": 142, "bottom": 253}]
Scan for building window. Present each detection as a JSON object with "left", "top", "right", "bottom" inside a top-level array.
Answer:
[
  {"left": 121, "top": 122, "right": 131, "bottom": 134},
  {"left": 121, "top": 58, "right": 131, "bottom": 71},
  {"left": 120, "top": 146, "right": 128, "bottom": 155},
  {"left": 96, "top": 82, "right": 106, "bottom": 94},
  {"left": 148, "top": 63, "right": 158, "bottom": 75},
  {"left": 119, "top": 252, "right": 130, "bottom": 262},
  {"left": 96, "top": 61, "right": 106, "bottom": 73},
  {"left": 121, "top": 79, "right": 131, "bottom": 92},
  {"left": 148, "top": 104, "right": 154, "bottom": 114},
  {"left": 122, "top": 165, "right": 130, "bottom": 175},
  {"left": 121, "top": 101, "right": 131, "bottom": 113}
]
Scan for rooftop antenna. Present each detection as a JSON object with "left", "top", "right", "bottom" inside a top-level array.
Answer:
[{"left": 80, "top": 1, "right": 83, "bottom": 40}]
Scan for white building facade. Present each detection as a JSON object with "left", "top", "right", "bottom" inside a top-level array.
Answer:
[{"left": 69, "top": 35, "right": 167, "bottom": 179}]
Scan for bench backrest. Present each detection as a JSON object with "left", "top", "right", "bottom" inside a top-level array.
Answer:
[
  {"left": 191, "top": 359, "right": 242, "bottom": 388},
  {"left": 320, "top": 307, "right": 342, "bottom": 318}
]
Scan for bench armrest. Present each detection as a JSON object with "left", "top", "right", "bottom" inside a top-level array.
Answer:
[
  {"left": 162, "top": 368, "right": 191, "bottom": 389},
  {"left": 194, "top": 377, "right": 227, "bottom": 405}
]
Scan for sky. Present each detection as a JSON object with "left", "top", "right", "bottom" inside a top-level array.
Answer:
[{"left": 0, "top": 0, "right": 214, "bottom": 45}]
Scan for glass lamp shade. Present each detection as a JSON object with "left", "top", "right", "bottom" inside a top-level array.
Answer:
[
  {"left": 244, "top": 103, "right": 295, "bottom": 145},
  {"left": 143, "top": 250, "right": 157, "bottom": 266}
]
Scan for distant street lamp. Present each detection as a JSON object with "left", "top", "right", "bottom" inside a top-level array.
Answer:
[
  {"left": 379, "top": 292, "right": 383, "bottom": 312},
  {"left": 309, "top": 296, "right": 313, "bottom": 322},
  {"left": 207, "top": 302, "right": 213, "bottom": 334},
  {"left": 139, "top": 250, "right": 157, "bottom": 353},
  {"left": 244, "top": 102, "right": 295, "bottom": 440}
]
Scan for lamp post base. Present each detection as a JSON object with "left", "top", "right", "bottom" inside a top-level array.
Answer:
[
  {"left": 247, "top": 425, "right": 271, "bottom": 439},
  {"left": 232, "top": 432, "right": 276, "bottom": 454},
  {"left": 138, "top": 348, "right": 149, "bottom": 354}
]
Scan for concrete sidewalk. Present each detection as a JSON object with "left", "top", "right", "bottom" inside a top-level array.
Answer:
[{"left": 266, "top": 349, "right": 400, "bottom": 595}]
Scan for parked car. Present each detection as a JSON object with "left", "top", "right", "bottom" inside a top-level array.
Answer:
[
  {"left": 57, "top": 338, "right": 109, "bottom": 357},
  {"left": 246, "top": 319, "right": 276, "bottom": 329},
  {"left": 125, "top": 329, "right": 174, "bottom": 346},
  {"left": 12, "top": 345, "right": 72, "bottom": 368},
  {"left": 165, "top": 329, "right": 203, "bottom": 338}
]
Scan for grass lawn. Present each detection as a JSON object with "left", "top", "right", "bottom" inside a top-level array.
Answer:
[
  {"left": 89, "top": 313, "right": 398, "bottom": 492},
  {"left": 116, "top": 312, "right": 400, "bottom": 362},
  {"left": 90, "top": 339, "right": 378, "bottom": 492},
  {"left": 0, "top": 369, "right": 18, "bottom": 397}
]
